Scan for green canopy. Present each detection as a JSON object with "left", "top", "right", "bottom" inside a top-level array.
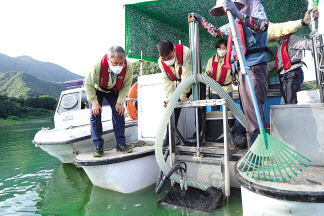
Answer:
[{"left": 125, "top": 0, "right": 310, "bottom": 78}]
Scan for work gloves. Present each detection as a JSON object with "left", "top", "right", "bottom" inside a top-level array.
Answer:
[
  {"left": 223, "top": 0, "right": 241, "bottom": 19},
  {"left": 190, "top": 13, "right": 205, "bottom": 24}
]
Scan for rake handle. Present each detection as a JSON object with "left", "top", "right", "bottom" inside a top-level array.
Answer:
[{"left": 226, "top": 11, "right": 265, "bottom": 131}]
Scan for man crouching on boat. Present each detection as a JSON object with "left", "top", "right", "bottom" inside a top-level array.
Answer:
[{"left": 85, "top": 46, "right": 133, "bottom": 157}]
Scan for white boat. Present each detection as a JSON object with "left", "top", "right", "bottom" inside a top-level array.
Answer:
[
  {"left": 73, "top": 73, "right": 248, "bottom": 195},
  {"left": 32, "top": 80, "right": 138, "bottom": 164},
  {"left": 235, "top": 104, "right": 324, "bottom": 216},
  {"left": 73, "top": 74, "right": 164, "bottom": 193},
  {"left": 74, "top": 145, "right": 158, "bottom": 193}
]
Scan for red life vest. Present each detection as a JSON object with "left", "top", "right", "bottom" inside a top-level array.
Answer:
[
  {"left": 161, "top": 44, "right": 183, "bottom": 81},
  {"left": 99, "top": 54, "right": 127, "bottom": 91},
  {"left": 212, "top": 55, "right": 228, "bottom": 84},
  {"left": 275, "top": 34, "right": 292, "bottom": 71},
  {"left": 225, "top": 20, "right": 246, "bottom": 70}
]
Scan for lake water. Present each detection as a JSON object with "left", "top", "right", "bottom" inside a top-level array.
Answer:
[{"left": 0, "top": 122, "right": 243, "bottom": 216}]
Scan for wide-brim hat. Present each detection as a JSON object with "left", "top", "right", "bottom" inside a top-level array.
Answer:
[{"left": 209, "top": 0, "right": 246, "bottom": 17}]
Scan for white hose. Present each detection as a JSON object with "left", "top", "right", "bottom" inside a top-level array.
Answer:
[{"left": 155, "top": 74, "right": 247, "bottom": 191}]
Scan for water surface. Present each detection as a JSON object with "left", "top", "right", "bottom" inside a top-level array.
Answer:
[{"left": 0, "top": 122, "right": 243, "bottom": 215}]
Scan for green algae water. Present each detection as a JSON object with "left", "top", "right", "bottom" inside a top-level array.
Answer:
[{"left": 0, "top": 122, "right": 243, "bottom": 216}]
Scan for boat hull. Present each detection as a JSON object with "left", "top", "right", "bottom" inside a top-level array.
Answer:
[
  {"left": 82, "top": 154, "right": 158, "bottom": 193},
  {"left": 34, "top": 123, "right": 138, "bottom": 164},
  {"left": 75, "top": 146, "right": 159, "bottom": 193}
]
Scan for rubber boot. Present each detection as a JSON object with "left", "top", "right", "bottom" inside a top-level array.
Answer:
[
  {"left": 238, "top": 132, "right": 260, "bottom": 171},
  {"left": 246, "top": 132, "right": 259, "bottom": 150}
]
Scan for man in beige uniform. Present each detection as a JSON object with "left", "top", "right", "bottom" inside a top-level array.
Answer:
[
  {"left": 157, "top": 40, "right": 192, "bottom": 104},
  {"left": 157, "top": 40, "right": 193, "bottom": 145},
  {"left": 85, "top": 46, "right": 133, "bottom": 157}
]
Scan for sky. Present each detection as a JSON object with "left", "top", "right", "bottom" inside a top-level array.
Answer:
[
  {"left": 0, "top": 0, "right": 151, "bottom": 77},
  {"left": 0, "top": 0, "right": 319, "bottom": 82}
]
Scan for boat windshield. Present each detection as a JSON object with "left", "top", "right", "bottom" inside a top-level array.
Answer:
[{"left": 57, "top": 92, "right": 80, "bottom": 113}]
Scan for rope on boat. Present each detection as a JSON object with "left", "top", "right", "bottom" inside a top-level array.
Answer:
[{"left": 104, "top": 140, "right": 152, "bottom": 151}]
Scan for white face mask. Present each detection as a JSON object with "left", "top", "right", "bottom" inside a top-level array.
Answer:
[
  {"left": 110, "top": 65, "right": 124, "bottom": 74},
  {"left": 163, "top": 57, "right": 176, "bottom": 66},
  {"left": 217, "top": 49, "right": 227, "bottom": 57}
]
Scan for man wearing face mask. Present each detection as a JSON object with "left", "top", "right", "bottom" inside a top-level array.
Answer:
[
  {"left": 85, "top": 46, "right": 133, "bottom": 157},
  {"left": 157, "top": 40, "right": 192, "bottom": 146},
  {"left": 205, "top": 39, "right": 236, "bottom": 111},
  {"left": 157, "top": 40, "right": 192, "bottom": 104}
]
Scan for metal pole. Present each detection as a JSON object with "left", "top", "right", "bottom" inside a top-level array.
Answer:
[
  {"left": 189, "top": 18, "right": 201, "bottom": 156},
  {"left": 194, "top": 22, "right": 201, "bottom": 156},
  {"left": 195, "top": 107, "right": 200, "bottom": 157},
  {"left": 223, "top": 99, "right": 230, "bottom": 200},
  {"left": 189, "top": 22, "right": 198, "bottom": 98},
  {"left": 311, "top": 36, "right": 323, "bottom": 102},
  {"left": 310, "top": 0, "right": 324, "bottom": 102},
  {"left": 319, "top": 35, "right": 324, "bottom": 91},
  {"left": 140, "top": 51, "right": 143, "bottom": 76},
  {"left": 184, "top": 109, "right": 187, "bottom": 140},
  {"left": 169, "top": 112, "right": 175, "bottom": 185}
]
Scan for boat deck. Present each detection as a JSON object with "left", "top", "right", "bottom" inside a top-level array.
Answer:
[{"left": 74, "top": 145, "right": 155, "bottom": 166}]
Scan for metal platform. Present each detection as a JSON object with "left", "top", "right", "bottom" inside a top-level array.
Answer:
[{"left": 176, "top": 142, "right": 237, "bottom": 156}]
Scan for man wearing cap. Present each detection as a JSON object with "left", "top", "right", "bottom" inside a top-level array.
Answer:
[
  {"left": 85, "top": 46, "right": 133, "bottom": 157},
  {"left": 234, "top": 8, "right": 319, "bottom": 148},
  {"left": 189, "top": 0, "right": 269, "bottom": 149}
]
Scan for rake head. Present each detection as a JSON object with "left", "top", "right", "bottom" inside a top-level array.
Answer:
[{"left": 237, "top": 130, "right": 311, "bottom": 181}]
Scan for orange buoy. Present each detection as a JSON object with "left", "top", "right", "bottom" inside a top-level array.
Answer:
[{"left": 127, "top": 82, "right": 138, "bottom": 120}]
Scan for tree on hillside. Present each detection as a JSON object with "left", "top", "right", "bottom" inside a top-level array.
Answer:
[
  {"left": 132, "top": 60, "right": 161, "bottom": 76},
  {"left": 301, "top": 81, "right": 319, "bottom": 91},
  {"left": 38, "top": 95, "right": 58, "bottom": 110},
  {"left": 25, "top": 95, "right": 57, "bottom": 110}
]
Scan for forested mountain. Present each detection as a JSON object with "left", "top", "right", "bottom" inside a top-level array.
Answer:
[
  {"left": 0, "top": 55, "right": 161, "bottom": 100},
  {"left": 0, "top": 71, "right": 66, "bottom": 99},
  {"left": 0, "top": 53, "right": 83, "bottom": 82}
]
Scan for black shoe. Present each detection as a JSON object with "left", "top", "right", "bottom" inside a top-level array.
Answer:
[
  {"left": 93, "top": 146, "right": 104, "bottom": 157},
  {"left": 116, "top": 144, "right": 133, "bottom": 153}
]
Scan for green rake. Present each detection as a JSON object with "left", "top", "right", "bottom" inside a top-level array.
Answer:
[{"left": 226, "top": 10, "right": 311, "bottom": 181}]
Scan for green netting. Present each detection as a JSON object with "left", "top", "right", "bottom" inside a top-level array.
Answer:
[{"left": 125, "top": 0, "right": 310, "bottom": 78}]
